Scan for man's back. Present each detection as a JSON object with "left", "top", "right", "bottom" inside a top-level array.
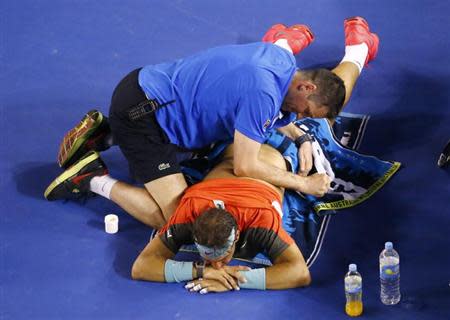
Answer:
[{"left": 138, "top": 43, "right": 297, "bottom": 149}]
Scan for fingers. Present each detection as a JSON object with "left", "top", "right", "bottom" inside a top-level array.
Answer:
[
  {"left": 185, "top": 279, "right": 237, "bottom": 294},
  {"left": 222, "top": 273, "right": 240, "bottom": 290},
  {"left": 205, "top": 266, "right": 240, "bottom": 290},
  {"left": 313, "top": 174, "right": 331, "bottom": 197},
  {"left": 227, "top": 269, "right": 248, "bottom": 284},
  {"left": 224, "top": 265, "right": 250, "bottom": 283},
  {"left": 227, "top": 271, "right": 246, "bottom": 285},
  {"left": 186, "top": 281, "right": 209, "bottom": 294},
  {"left": 185, "top": 282, "right": 195, "bottom": 290},
  {"left": 234, "top": 265, "right": 251, "bottom": 271}
]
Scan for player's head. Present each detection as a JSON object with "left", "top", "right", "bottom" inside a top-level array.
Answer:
[
  {"left": 282, "top": 68, "right": 345, "bottom": 119},
  {"left": 193, "top": 208, "right": 240, "bottom": 269}
]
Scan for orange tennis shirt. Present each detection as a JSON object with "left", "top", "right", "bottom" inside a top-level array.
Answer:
[{"left": 158, "top": 178, "right": 294, "bottom": 261}]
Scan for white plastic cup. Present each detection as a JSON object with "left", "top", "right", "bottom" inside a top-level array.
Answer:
[{"left": 104, "top": 214, "right": 119, "bottom": 234}]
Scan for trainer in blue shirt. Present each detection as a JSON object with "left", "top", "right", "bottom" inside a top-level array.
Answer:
[{"left": 139, "top": 42, "right": 297, "bottom": 149}]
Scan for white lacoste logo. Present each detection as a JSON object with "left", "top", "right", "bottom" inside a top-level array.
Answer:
[
  {"left": 158, "top": 163, "right": 171, "bottom": 171},
  {"left": 167, "top": 229, "right": 172, "bottom": 238},
  {"left": 263, "top": 119, "right": 271, "bottom": 130}
]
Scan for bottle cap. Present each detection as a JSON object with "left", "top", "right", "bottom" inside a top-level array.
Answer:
[
  {"left": 385, "top": 242, "right": 393, "bottom": 250},
  {"left": 104, "top": 214, "right": 119, "bottom": 234},
  {"left": 349, "top": 264, "right": 357, "bottom": 272}
]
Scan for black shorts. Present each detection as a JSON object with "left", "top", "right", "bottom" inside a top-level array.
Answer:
[{"left": 109, "top": 68, "right": 183, "bottom": 184}]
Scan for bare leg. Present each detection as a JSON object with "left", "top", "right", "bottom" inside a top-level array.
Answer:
[
  {"left": 332, "top": 62, "right": 360, "bottom": 108},
  {"left": 332, "top": 16, "right": 379, "bottom": 116},
  {"left": 108, "top": 173, "right": 187, "bottom": 229},
  {"left": 144, "top": 173, "right": 188, "bottom": 222},
  {"left": 110, "top": 182, "right": 166, "bottom": 228}
]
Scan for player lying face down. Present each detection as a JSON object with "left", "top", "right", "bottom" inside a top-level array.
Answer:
[{"left": 131, "top": 154, "right": 312, "bottom": 294}]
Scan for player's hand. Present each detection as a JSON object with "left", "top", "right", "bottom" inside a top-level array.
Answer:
[
  {"left": 185, "top": 278, "right": 234, "bottom": 294},
  {"left": 299, "top": 173, "right": 331, "bottom": 197},
  {"left": 203, "top": 265, "right": 250, "bottom": 290},
  {"left": 222, "top": 265, "right": 249, "bottom": 284},
  {"left": 298, "top": 141, "right": 313, "bottom": 176}
]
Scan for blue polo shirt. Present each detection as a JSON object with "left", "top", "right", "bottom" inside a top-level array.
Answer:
[{"left": 138, "top": 42, "right": 297, "bottom": 149}]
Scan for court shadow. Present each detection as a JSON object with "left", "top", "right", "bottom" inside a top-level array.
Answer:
[
  {"left": 12, "top": 161, "right": 155, "bottom": 279},
  {"left": 111, "top": 222, "right": 152, "bottom": 279},
  {"left": 12, "top": 162, "right": 63, "bottom": 199}
]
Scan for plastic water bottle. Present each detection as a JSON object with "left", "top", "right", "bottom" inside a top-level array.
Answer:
[
  {"left": 380, "top": 242, "right": 401, "bottom": 305},
  {"left": 345, "top": 264, "right": 363, "bottom": 317}
]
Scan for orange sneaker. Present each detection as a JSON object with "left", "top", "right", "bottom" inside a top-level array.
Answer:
[
  {"left": 344, "top": 16, "right": 379, "bottom": 64},
  {"left": 262, "top": 23, "right": 314, "bottom": 55}
]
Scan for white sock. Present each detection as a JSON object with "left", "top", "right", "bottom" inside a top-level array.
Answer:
[
  {"left": 340, "top": 43, "right": 369, "bottom": 73},
  {"left": 274, "top": 39, "right": 293, "bottom": 54},
  {"left": 89, "top": 175, "right": 118, "bottom": 200}
]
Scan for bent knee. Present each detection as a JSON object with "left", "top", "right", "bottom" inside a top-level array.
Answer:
[{"left": 140, "top": 208, "right": 166, "bottom": 229}]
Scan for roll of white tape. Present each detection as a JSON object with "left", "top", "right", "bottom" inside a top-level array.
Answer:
[{"left": 104, "top": 214, "right": 119, "bottom": 234}]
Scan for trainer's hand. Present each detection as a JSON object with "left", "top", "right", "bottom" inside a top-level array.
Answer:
[
  {"left": 185, "top": 278, "right": 234, "bottom": 294},
  {"left": 298, "top": 141, "right": 313, "bottom": 176},
  {"left": 299, "top": 173, "right": 331, "bottom": 197},
  {"left": 203, "top": 265, "right": 250, "bottom": 290}
]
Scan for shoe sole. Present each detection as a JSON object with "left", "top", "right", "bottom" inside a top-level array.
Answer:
[
  {"left": 58, "top": 110, "right": 103, "bottom": 168},
  {"left": 289, "top": 24, "right": 315, "bottom": 42},
  {"left": 369, "top": 32, "right": 380, "bottom": 61},
  {"left": 45, "top": 152, "right": 100, "bottom": 200},
  {"left": 344, "top": 16, "right": 369, "bottom": 31},
  {"left": 262, "top": 24, "right": 287, "bottom": 42}
]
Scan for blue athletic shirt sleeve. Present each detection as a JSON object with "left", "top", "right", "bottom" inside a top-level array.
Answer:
[{"left": 235, "top": 90, "right": 278, "bottom": 143}]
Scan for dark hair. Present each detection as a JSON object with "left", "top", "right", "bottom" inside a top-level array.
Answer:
[
  {"left": 193, "top": 208, "right": 237, "bottom": 247},
  {"left": 302, "top": 68, "right": 346, "bottom": 118}
]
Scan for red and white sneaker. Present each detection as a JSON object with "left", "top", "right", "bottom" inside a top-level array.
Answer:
[
  {"left": 262, "top": 23, "right": 314, "bottom": 55},
  {"left": 344, "top": 16, "right": 379, "bottom": 64}
]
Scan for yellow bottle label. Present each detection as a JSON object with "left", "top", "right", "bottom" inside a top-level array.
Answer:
[{"left": 345, "top": 301, "right": 363, "bottom": 317}]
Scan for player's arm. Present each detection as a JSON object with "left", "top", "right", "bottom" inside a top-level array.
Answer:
[
  {"left": 265, "top": 243, "right": 311, "bottom": 289},
  {"left": 233, "top": 130, "right": 329, "bottom": 196},
  {"left": 131, "top": 236, "right": 179, "bottom": 282},
  {"left": 207, "top": 242, "right": 309, "bottom": 291},
  {"left": 131, "top": 236, "right": 246, "bottom": 288}
]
